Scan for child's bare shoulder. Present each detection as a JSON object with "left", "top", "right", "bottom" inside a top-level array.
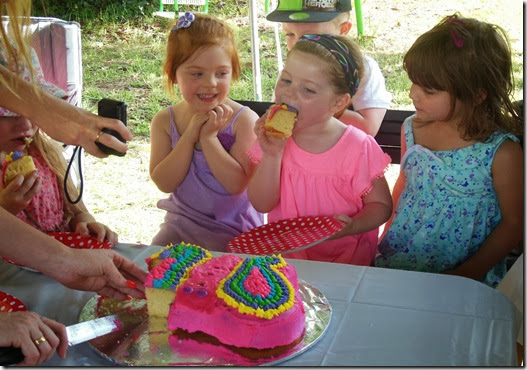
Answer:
[{"left": 227, "top": 99, "right": 259, "bottom": 126}]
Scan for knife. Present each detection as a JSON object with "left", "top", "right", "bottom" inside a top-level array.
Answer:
[{"left": 0, "top": 314, "right": 120, "bottom": 366}]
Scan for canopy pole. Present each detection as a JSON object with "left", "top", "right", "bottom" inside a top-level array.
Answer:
[{"left": 249, "top": 0, "right": 262, "bottom": 101}]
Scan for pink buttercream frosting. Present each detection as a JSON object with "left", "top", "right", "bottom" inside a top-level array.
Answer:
[{"left": 166, "top": 254, "right": 305, "bottom": 349}]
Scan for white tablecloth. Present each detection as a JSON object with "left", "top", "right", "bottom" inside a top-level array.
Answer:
[{"left": 0, "top": 243, "right": 517, "bottom": 366}]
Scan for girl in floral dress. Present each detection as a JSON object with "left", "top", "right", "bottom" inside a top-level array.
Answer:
[{"left": 375, "top": 14, "right": 523, "bottom": 287}]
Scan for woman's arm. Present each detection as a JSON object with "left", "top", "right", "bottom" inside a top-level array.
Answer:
[
  {"left": 0, "top": 207, "right": 146, "bottom": 299},
  {"left": 443, "top": 140, "right": 524, "bottom": 281},
  {"left": 0, "top": 65, "right": 131, "bottom": 158}
]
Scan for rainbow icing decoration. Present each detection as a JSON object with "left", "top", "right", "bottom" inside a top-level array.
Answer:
[
  {"left": 267, "top": 104, "right": 298, "bottom": 120},
  {"left": 5, "top": 151, "right": 23, "bottom": 162},
  {"left": 145, "top": 243, "right": 212, "bottom": 290},
  {"left": 216, "top": 255, "right": 295, "bottom": 320}
]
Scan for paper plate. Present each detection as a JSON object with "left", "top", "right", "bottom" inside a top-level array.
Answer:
[
  {"left": 48, "top": 231, "right": 113, "bottom": 250},
  {"left": 226, "top": 216, "right": 344, "bottom": 255},
  {"left": 2, "top": 232, "right": 112, "bottom": 269},
  {"left": 0, "top": 291, "right": 27, "bottom": 313}
]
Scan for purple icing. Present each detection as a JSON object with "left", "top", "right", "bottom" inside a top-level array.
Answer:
[{"left": 183, "top": 286, "right": 193, "bottom": 294}]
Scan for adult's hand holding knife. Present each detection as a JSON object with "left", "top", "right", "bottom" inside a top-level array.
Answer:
[{"left": 0, "top": 314, "right": 120, "bottom": 366}]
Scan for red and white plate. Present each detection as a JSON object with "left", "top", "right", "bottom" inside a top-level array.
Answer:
[
  {"left": 0, "top": 291, "right": 27, "bottom": 313},
  {"left": 226, "top": 216, "right": 344, "bottom": 255},
  {"left": 47, "top": 231, "right": 113, "bottom": 250},
  {"left": 2, "top": 232, "right": 113, "bottom": 269}
]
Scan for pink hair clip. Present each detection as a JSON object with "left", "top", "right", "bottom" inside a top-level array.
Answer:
[{"left": 446, "top": 16, "right": 464, "bottom": 48}]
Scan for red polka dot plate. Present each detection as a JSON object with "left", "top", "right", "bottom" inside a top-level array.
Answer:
[
  {"left": 47, "top": 232, "right": 113, "bottom": 250},
  {"left": 2, "top": 232, "right": 113, "bottom": 270},
  {"left": 226, "top": 216, "right": 344, "bottom": 255},
  {"left": 0, "top": 291, "right": 27, "bottom": 313}
]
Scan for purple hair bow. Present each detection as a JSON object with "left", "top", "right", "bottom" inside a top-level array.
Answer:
[{"left": 174, "top": 11, "right": 195, "bottom": 30}]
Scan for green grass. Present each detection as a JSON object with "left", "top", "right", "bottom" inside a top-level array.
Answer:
[{"left": 54, "top": 2, "right": 523, "bottom": 139}]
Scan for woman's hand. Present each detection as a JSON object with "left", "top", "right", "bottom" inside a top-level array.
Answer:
[
  {"left": 74, "top": 221, "right": 118, "bottom": 245},
  {"left": 0, "top": 171, "right": 41, "bottom": 215},
  {"left": 0, "top": 311, "right": 67, "bottom": 366},
  {"left": 48, "top": 248, "right": 147, "bottom": 300},
  {"left": 0, "top": 67, "right": 133, "bottom": 158}
]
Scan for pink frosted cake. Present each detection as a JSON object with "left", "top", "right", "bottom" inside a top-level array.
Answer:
[{"left": 144, "top": 243, "right": 306, "bottom": 357}]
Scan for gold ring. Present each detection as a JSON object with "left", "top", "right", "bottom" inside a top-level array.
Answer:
[
  {"left": 95, "top": 130, "right": 104, "bottom": 142},
  {"left": 34, "top": 336, "right": 46, "bottom": 346}
]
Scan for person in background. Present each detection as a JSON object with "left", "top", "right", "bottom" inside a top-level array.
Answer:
[
  {"left": 0, "top": 0, "right": 145, "bottom": 365},
  {"left": 375, "top": 14, "right": 523, "bottom": 288},
  {"left": 248, "top": 34, "right": 392, "bottom": 265},
  {"left": 149, "top": 12, "right": 263, "bottom": 250},
  {"left": 266, "top": 0, "right": 392, "bottom": 136}
]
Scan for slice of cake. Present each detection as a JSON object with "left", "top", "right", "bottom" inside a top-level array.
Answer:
[
  {"left": 144, "top": 243, "right": 306, "bottom": 357},
  {"left": 264, "top": 104, "right": 298, "bottom": 139},
  {"left": 2, "top": 151, "right": 36, "bottom": 187}
]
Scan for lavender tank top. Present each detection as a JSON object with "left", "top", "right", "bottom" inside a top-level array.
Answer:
[{"left": 154, "top": 106, "right": 263, "bottom": 250}]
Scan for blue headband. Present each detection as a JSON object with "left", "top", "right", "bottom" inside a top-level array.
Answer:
[{"left": 298, "top": 34, "right": 360, "bottom": 97}]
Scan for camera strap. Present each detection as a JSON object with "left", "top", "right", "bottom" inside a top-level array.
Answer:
[{"left": 64, "top": 145, "right": 84, "bottom": 204}]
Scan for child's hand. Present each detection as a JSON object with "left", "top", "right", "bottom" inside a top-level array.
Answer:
[
  {"left": 200, "top": 104, "right": 234, "bottom": 140},
  {"left": 0, "top": 171, "right": 41, "bottom": 215},
  {"left": 75, "top": 221, "right": 118, "bottom": 245},
  {"left": 327, "top": 214, "right": 356, "bottom": 240},
  {"left": 186, "top": 111, "right": 210, "bottom": 143},
  {"left": 254, "top": 113, "right": 287, "bottom": 157}
]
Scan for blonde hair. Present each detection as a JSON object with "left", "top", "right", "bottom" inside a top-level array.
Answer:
[
  {"left": 31, "top": 130, "right": 80, "bottom": 222},
  {"left": 0, "top": 0, "right": 37, "bottom": 94},
  {"left": 163, "top": 13, "right": 241, "bottom": 96}
]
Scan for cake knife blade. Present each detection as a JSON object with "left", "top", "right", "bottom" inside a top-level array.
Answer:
[{"left": 0, "top": 314, "right": 120, "bottom": 366}]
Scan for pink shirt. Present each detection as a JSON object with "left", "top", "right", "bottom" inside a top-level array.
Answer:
[
  {"left": 249, "top": 126, "right": 391, "bottom": 265},
  {"left": 17, "top": 145, "right": 69, "bottom": 233}
]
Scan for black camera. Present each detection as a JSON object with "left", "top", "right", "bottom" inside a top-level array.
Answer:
[{"left": 96, "top": 98, "right": 128, "bottom": 157}]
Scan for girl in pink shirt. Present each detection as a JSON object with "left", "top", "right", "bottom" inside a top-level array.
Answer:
[{"left": 248, "top": 34, "right": 392, "bottom": 265}]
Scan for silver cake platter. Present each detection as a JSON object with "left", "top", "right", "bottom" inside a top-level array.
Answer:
[{"left": 78, "top": 280, "right": 332, "bottom": 366}]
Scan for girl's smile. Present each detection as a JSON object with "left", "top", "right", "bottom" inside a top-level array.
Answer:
[{"left": 176, "top": 45, "right": 233, "bottom": 112}]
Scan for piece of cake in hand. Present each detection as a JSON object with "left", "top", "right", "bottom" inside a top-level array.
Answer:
[
  {"left": 1, "top": 151, "right": 36, "bottom": 187},
  {"left": 264, "top": 104, "right": 298, "bottom": 139}
]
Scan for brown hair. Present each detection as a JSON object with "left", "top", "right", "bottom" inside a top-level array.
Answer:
[
  {"left": 403, "top": 13, "right": 522, "bottom": 140},
  {"left": 163, "top": 13, "right": 241, "bottom": 96}
]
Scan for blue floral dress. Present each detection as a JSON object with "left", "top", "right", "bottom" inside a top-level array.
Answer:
[{"left": 375, "top": 116, "right": 519, "bottom": 287}]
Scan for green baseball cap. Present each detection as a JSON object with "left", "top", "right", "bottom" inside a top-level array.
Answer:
[{"left": 266, "top": 0, "right": 352, "bottom": 23}]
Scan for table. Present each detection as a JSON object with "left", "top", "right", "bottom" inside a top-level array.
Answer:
[{"left": 0, "top": 243, "right": 517, "bottom": 366}]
